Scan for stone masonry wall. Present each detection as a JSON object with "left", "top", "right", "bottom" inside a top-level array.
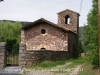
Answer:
[
  {"left": 19, "top": 44, "right": 69, "bottom": 67},
  {"left": 19, "top": 43, "right": 26, "bottom": 67},
  {"left": 0, "top": 42, "right": 6, "bottom": 69},
  {"left": 0, "top": 42, "right": 69, "bottom": 67},
  {"left": 24, "top": 23, "right": 68, "bottom": 51},
  {"left": 57, "top": 10, "right": 79, "bottom": 34},
  {"left": 25, "top": 50, "right": 69, "bottom": 66}
]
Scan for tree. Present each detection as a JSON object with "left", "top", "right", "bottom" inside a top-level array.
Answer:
[
  {"left": 78, "top": 40, "right": 84, "bottom": 56},
  {"left": 0, "top": 21, "right": 22, "bottom": 56},
  {"left": 84, "top": 0, "right": 98, "bottom": 68},
  {"left": 0, "top": 21, "right": 22, "bottom": 43}
]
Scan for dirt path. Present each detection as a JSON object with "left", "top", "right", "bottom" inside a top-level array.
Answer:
[
  {"left": 24, "top": 62, "right": 82, "bottom": 75},
  {"left": 69, "top": 65, "right": 82, "bottom": 75}
]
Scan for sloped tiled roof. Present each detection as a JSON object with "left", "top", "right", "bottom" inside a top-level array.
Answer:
[{"left": 22, "top": 18, "right": 72, "bottom": 31}]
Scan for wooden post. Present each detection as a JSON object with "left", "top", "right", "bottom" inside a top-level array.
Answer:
[{"left": 98, "top": 0, "right": 100, "bottom": 72}]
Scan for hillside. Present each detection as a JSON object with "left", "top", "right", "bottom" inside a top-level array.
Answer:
[
  {"left": 0, "top": 20, "right": 32, "bottom": 26},
  {"left": 0, "top": 20, "right": 85, "bottom": 38}
]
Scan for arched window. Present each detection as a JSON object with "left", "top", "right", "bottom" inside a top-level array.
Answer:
[
  {"left": 41, "top": 29, "right": 46, "bottom": 34},
  {"left": 65, "top": 15, "right": 70, "bottom": 24}
]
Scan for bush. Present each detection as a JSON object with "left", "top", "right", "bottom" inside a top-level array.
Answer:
[
  {"left": 6, "top": 38, "right": 19, "bottom": 56},
  {"left": 91, "top": 50, "right": 99, "bottom": 69},
  {"left": 86, "top": 49, "right": 99, "bottom": 69}
]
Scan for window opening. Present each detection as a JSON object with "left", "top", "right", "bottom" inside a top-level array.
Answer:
[
  {"left": 65, "top": 15, "right": 70, "bottom": 24},
  {"left": 41, "top": 29, "right": 46, "bottom": 34}
]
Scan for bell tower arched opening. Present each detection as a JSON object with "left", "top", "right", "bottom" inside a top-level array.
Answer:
[{"left": 65, "top": 15, "right": 70, "bottom": 24}]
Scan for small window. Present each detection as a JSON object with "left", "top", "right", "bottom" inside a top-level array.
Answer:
[
  {"left": 65, "top": 15, "right": 70, "bottom": 24},
  {"left": 41, "top": 29, "right": 46, "bottom": 34}
]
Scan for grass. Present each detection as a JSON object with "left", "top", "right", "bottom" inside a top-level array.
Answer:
[
  {"left": 64, "top": 57, "right": 85, "bottom": 68},
  {"left": 22, "top": 57, "right": 99, "bottom": 75},
  {"left": 78, "top": 62, "right": 99, "bottom": 75},
  {"left": 52, "top": 58, "right": 85, "bottom": 75},
  {"left": 37, "top": 58, "right": 85, "bottom": 68},
  {"left": 38, "top": 60, "right": 66, "bottom": 68},
  {"left": 24, "top": 60, "right": 67, "bottom": 69},
  {"left": 22, "top": 60, "right": 67, "bottom": 75},
  {"left": 24, "top": 58, "right": 85, "bottom": 70}
]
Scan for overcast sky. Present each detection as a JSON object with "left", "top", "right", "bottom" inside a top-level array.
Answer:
[{"left": 0, "top": 0, "right": 92, "bottom": 26}]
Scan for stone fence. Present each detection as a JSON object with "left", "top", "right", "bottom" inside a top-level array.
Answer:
[
  {"left": 0, "top": 43, "right": 69, "bottom": 69},
  {"left": 19, "top": 43, "right": 69, "bottom": 67}
]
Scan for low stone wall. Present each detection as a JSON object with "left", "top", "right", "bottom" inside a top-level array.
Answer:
[
  {"left": 19, "top": 43, "right": 69, "bottom": 66},
  {"left": 25, "top": 50, "right": 69, "bottom": 66},
  {"left": 0, "top": 42, "right": 6, "bottom": 69}
]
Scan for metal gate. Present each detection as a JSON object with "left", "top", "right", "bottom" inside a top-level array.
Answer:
[{"left": 6, "top": 44, "right": 19, "bottom": 66}]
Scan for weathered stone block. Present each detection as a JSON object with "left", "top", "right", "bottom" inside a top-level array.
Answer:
[
  {"left": 0, "top": 53, "right": 4, "bottom": 56},
  {"left": 19, "top": 50, "right": 24, "bottom": 54},
  {"left": 19, "top": 44, "right": 26, "bottom": 47},
  {"left": 0, "top": 42, "right": 6, "bottom": 47},
  {"left": 19, "top": 57, "right": 25, "bottom": 61},
  {"left": 0, "top": 49, "right": 5, "bottom": 53},
  {"left": 19, "top": 47, "right": 25, "bottom": 50}
]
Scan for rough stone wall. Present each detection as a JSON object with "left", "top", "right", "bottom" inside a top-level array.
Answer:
[
  {"left": 68, "top": 32, "right": 78, "bottom": 58},
  {"left": 19, "top": 43, "right": 26, "bottom": 67},
  {"left": 23, "top": 23, "right": 68, "bottom": 51},
  {"left": 57, "top": 10, "right": 79, "bottom": 34},
  {"left": 0, "top": 42, "right": 6, "bottom": 69},
  {"left": 19, "top": 44, "right": 69, "bottom": 67},
  {"left": 25, "top": 50, "right": 69, "bottom": 66}
]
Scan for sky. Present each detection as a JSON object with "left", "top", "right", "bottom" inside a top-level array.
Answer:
[{"left": 0, "top": 0, "right": 92, "bottom": 27}]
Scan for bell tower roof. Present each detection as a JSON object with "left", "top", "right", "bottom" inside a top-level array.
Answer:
[{"left": 57, "top": 9, "right": 80, "bottom": 16}]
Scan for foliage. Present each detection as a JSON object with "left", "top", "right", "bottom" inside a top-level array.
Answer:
[
  {"left": 78, "top": 40, "right": 84, "bottom": 56},
  {"left": 0, "top": 20, "right": 22, "bottom": 43},
  {"left": 84, "top": 0, "right": 98, "bottom": 68},
  {"left": 0, "top": 21, "right": 22, "bottom": 56},
  {"left": 79, "top": 26, "right": 85, "bottom": 41},
  {"left": 6, "top": 38, "right": 19, "bottom": 56}
]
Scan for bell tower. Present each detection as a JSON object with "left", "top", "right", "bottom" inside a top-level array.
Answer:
[{"left": 57, "top": 9, "right": 80, "bottom": 34}]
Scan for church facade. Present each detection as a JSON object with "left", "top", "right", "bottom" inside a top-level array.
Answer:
[{"left": 19, "top": 9, "right": 79, "bottom": 66}]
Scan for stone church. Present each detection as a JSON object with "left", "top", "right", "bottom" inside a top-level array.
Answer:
[{"left": 19, "top": 9, "right": 79, "bottom": 66}]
